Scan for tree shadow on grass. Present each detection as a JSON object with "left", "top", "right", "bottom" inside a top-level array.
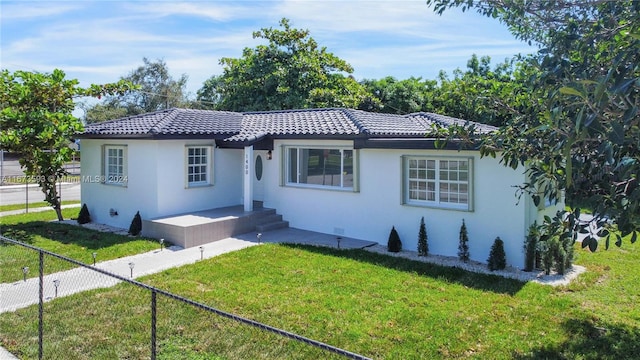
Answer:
[
  {"left": 513, "top": 318, "right": 640, "bottom": 360},
  {"left": 1, "top": 221, "right": 136, "bottom": 250},
  {"left": 279, "top": 243, "right": 525, "bottom": 295}
]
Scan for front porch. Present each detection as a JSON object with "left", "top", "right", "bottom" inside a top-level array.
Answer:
[{"left": 142, "top": 204, "right": 289, "bottom": 248}]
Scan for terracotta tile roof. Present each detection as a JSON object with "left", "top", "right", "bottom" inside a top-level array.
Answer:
[
  {"left": 81, "top": 107, "right": 497, "bottom": 141},
  {"left": 225, "top": 108, "right": 362, "bottom": 142},
  {"left": 82, "top": 108, "right": 242, "bottom": 137},
  {"left": 405, "top": 112, "right": 497, "bottom": 134}
]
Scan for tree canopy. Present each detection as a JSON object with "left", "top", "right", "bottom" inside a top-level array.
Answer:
[
  {"left": 0, "top": 69, "right": 134, "bottom": 220},
  {"left": 427, "top": 0, "right": 640, "bottom": 249},
  {"left": 197, "top": 18, "right": 371, "bottom": 111},
  {"left": 85, "top": 58, "right": 188, "bottom": 123}
]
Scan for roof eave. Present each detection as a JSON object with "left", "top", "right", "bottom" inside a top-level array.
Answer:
[{"left": 354, "top": 137, "right": 481, "bottom": 150}]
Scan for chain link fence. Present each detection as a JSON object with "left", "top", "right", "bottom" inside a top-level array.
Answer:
[{"left": 0, "top": 236, "right": 370, "bottom": 360}]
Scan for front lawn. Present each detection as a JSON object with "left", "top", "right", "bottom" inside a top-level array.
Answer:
[
  {"left": 0, "top": 209, "right": 160, "bottom": 283},
  {"left": 1, "top": 236, "right": 638, "bottom": 359}
]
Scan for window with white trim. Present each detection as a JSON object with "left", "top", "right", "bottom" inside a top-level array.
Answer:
[
  {"left": 286, "top": 147, "right": 354, "bottom": 189},
  {"left": 186, "top": 146, "right": 212, "bottom": 187},
  {"left": 103, "top": 145, "right": 127, "bottom": 185},
  {"left": 404, "top": 156, "right": 472, "bottom": 210}
]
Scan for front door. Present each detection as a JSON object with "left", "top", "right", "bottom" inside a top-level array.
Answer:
[{"left": 253, "top": 151, "right": 266, "bottom": 202}]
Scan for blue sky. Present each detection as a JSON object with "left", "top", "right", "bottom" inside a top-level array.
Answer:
[{"left": 1, "top": 0, "right": 537, "bottom": 97}]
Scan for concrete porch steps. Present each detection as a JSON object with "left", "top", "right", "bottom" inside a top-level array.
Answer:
[
  {"left": 143, "top": 205, "right": 288, "bottom": 248},
  {"left": 256, "top": 220, "right": 290, "bottom": 232}
]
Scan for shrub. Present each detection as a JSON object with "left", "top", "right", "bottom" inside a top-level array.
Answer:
[
  {"left": 128, "top": 211, "right": 142, "bottom": 236},
  {"left": 417, "top": 217, "right": 428, "bottom": 256},
  {"left": 539, "top": 235, "right": 573, "bottom": 275},
  {"left": 524, "top": 223, "right": 539, "bottom": 271},
  {"left": 77, "top": 204, "right": 91, "bottom": 225},
  {"left": 560, "top": 233, "right": 574, "bottom": 271},
  {"left": 458, "top": 219, "right": 470, "bottom": 262},
  {"left": 387, "top": 226, "right": 402, "bottom": 252},
  {"left": 487, "top": 237, "right": 506, "bottom": 271},
  {"left": 540, "top": 238, "right": 557, "bottom": 275}
]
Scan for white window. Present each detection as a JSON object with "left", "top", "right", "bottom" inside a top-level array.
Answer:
[
  {"left": 285, "top": 147, "right": 355, "bottom": 190},
  {"left": 404, "top": 156, "right": 472, "bottom": 210},
  {"left": 186, "top": 146, "right": 212, "bottom": 187},
  {"left": 103, "top": 145, "right": 127, "bottom": 185}
]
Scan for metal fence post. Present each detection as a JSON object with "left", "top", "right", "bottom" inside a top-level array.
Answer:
[
  {"left": 38, "top": 251, "right": 44, "bottom": 360},
  {"left": 151, "top": 290, "right": 157, "bottom": 360}
]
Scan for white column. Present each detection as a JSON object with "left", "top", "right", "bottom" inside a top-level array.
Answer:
[{"left": 243, "top": 145, "right": 254, "bottom": 212}]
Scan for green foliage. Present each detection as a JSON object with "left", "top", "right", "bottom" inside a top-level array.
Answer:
[
  {"left": 197, "top": 18, "right": 371, "bottom": 111},
  {"left": 77, "top": 204, "right": 91, "bottom": 225},
  {"left": 524, "top": 222, "right": 539, "bottom": 272},
  {"left": 538, "top": 211, "right": 575, "bottom": 274},
  {"left": 541, "top": 237, "right": 567, "bottom": 276},
  {"left": 82, "top": 103, "right": 128, "bottom": 124},
  {"left": 487, "top": 237, "right": 506, "bottom": 271},
  {"left": 387, "top": 226, "right": 402, "bottom": 253},
  {"left": 457, "top": 219, "right": 470, "bottom": 262},
  {"left": 128, "top": 211, "right": 142, "bottom": 236},
  {"left": 360, "top": 76, "right": 437, "bottom": 114},
  {"left": 86, "top": 58, "right": 189, "bottom": 121},
  {"left": 361, "top": 57, "right": 533, "bottom": 128},
  {"left": 0, "top": 69, "right": 134, "bottom": 221},
  {"left": 426, "top": 0, "right": 640, "bottom": 249},
  {"left": 417, "top": 217, "right": 428, "bottom": 256}
]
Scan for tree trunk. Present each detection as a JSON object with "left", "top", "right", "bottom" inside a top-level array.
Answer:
[{"left": 40, "top": 177, "right": 64, "bottom": 221}]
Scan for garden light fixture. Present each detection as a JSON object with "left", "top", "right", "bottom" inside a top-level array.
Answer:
[{"left": 53, "top": 279, "right": 60, "bottom": 298}]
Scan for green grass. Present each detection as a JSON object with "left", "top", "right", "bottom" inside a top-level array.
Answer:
[
  {"left": 0, "top": 209, "right": 160, "bottom": 283},
  {"left": 0, "top": 200, "right": 80, "bottom": 213},
  {"left": 1, "top": 233, "right": 639, "bottom": 359}
]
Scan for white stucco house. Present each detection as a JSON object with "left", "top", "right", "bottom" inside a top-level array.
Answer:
[{"left": 78, "top": 108, "right": 560, "bottom": 268}]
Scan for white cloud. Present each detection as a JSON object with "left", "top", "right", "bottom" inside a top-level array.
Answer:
[
  {"left": 0, "top": 2, "right": 80, "bottom": 21},
  {"left": 0, "top": 0, "right": 535, "bottom": 97}
]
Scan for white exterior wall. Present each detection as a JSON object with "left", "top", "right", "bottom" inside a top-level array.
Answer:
[
  {"left": 264, "top": 139, "right": 538, "bottom": 268},
  {"left": 154, "top": 141, "right": 243, "bottom": 215},
  {"left": 81, "top": 139, "right": 243, "bottom": 229},
  {"left": 81, "top": 139, "right": 160, "bottom": 229}
]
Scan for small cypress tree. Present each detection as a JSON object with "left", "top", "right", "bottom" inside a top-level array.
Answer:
[
  {"left": 128, "top": 211, "right": 142, "bottom": 236},
  {"left": 387, "top": 226, "right": 402, "bottom": 252},
  {"left": 457, "top": 219, "right": 470, "bottom": 262},
  {"left": 417, "top": 217, "right": 428, "bottom": 256},
  {"left": 77, "top": 203, "right": 91, "bottom": 224},
  {"left": 541, "top": 238, "right": 556, "bottom": 275},
  {"left": 487, "top": 237, "right": 507, "bottom": 271},
  {"left": 524, "top": 223, "right": 539, "bottom": 272}
]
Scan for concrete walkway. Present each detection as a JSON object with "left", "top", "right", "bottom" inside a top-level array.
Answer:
[
  {"left": 0, "top": 225, "right": 375, "bottom": 358},
  {"left": 0, "top": 228, "right": 374, "bottom": 314},
  {"left": 0, "top": 203, "right": 81, "bottom": 217},
  {"left": 0, "top": 238, "right": 258, "bottom": 314}
]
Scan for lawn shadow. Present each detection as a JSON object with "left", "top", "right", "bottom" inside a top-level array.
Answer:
[
  {"left": 513, "top": 318, "right": 640, "bottom": 360},
  {"left": 279, "top": 243, "right": 525, "bottom": 295},
  {"left": 1, "top": 221, "right": 138, "bottom": 250}
]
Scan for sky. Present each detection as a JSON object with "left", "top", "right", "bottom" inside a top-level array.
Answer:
[{"left": 1, "top": 0, "right": 538, "bottom": 99}]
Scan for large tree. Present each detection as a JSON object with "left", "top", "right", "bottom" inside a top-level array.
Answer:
[
  {"left": 360, "top": 76, "right": 437, "bottom": 114},
  {"left": 0, "top": 69, "right": 134, "bottom": 220},
  {"left": 432, "top": 54, "right": 540, "bottom": 127},
  {"left": 427, "top": 0, "right": 640, "bottom": 249},
  {"left": 197, "top": 18, "right": 371, "bottom": 111},
  {"left": 85, "top": 58, "right": 188, "bottom": 123}
]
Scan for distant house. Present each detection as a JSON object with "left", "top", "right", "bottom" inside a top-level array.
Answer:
[{"left": 78, "top": 108, "right": 561, "bottom": 268}]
